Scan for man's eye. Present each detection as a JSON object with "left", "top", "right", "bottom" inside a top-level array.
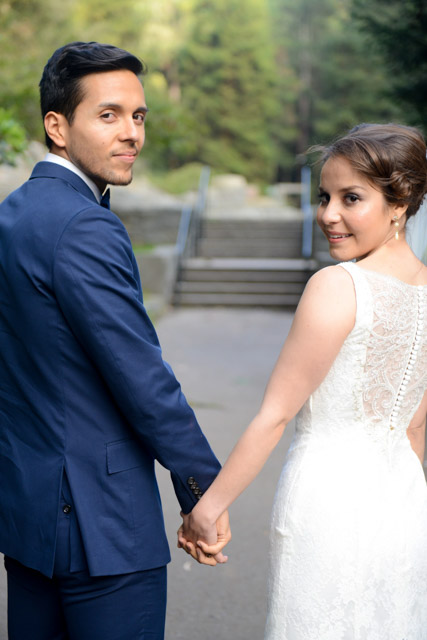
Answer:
[
  {"left": 101, "top": 113, "right": 115, "bottom": 120},
  {"left": 134, "top": 113, "right": 146, "bottom": 123}
]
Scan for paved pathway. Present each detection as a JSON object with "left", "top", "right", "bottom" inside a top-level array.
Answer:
[{"left": 0, "top": 307, "right": 295, "bottom": 639}]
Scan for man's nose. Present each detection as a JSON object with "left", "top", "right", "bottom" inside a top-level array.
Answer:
[{"left": 120, "top": 118, "right": 140, "bottom": 142}]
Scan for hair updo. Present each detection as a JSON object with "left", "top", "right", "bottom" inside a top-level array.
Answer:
[{"left": 318, "top": 123, "right": 427, "bottom": 220}]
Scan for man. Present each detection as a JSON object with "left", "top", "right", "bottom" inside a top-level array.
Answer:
[{"left": 0, "top": 41, "right": 230, "bottom": 639}]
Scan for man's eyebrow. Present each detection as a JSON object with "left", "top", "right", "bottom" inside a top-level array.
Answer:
[{"left": 98, "top": 102, "right": 149, "bottom": 112}]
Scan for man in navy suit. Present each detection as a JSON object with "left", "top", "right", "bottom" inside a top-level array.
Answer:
[{"left": 0, "top": 41, "right": 230, "bottom": 639}]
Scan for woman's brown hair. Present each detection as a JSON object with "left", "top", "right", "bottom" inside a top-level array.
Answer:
[{"left": 315, "top": 123, "right": 427, "bottom": 220}]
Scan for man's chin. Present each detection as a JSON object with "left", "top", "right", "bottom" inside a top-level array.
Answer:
[{"left": 109, "top": 172, "right": 134, "bottom": 187}]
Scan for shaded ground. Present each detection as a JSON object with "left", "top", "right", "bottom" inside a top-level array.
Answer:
[{"left": 0, "top": 307, "right": 295, "bottom": 639}]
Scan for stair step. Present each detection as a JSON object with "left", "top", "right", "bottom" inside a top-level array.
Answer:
[
  {"left": 198, "top": 239, "right": 302, "bottom": 258},
  {"left": 201, "top": 221, "right": 303, "bottom": 240},
  {"left": 179, "top": 269, "right": 310, "bottom": 283},
  {"left": 175, "top": 281, "right": 306, "bottom": 294},
  {"left": 181, "top": 258, "right": 317, "bottom": 270},
  {"left": 173, "top": 292, "right": 302, "bottom": 307}
]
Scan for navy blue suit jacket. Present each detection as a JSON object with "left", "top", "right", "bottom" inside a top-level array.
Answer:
[{"left": 0, "top": 162, "right": 220, "bottom": 577}]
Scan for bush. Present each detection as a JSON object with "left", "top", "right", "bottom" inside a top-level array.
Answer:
[
  {"left": 0, "top": 108, "right": 27, "bottom": 165},
  {"left": 146, "top": 163, "right": 208, "bottom": 194}
]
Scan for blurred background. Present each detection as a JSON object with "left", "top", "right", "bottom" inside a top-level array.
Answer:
[
  {"left": 1, "top": 0, "right": 426, "bottom": 188},
  {"left": 2, "top": 0, "right": 426, "bottom": 310}
]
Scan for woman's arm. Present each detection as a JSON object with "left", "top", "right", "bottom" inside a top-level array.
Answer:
[
  {"left": 180, "top": 266, "right": 357, "bottom": 557},
  {"left": 407, "top": 390, "right": 427, "bottom": 465}
]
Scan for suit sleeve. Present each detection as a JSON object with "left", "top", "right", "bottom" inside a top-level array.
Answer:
[{"left": 53, "top": 205, "right": 221, "bottom": 513}]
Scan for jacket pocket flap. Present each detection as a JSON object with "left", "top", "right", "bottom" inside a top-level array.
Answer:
[{"left": 106, "top": 439, "right": 147, "bottom": 474}]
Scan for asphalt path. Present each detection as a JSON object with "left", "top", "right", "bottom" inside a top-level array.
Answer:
[{"left": 0, "top": 307, "right": 295, "bottom": 639}]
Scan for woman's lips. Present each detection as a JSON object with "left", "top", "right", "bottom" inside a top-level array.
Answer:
[{"left": 326, "top": 232, "right": 352, "bottom": 243}]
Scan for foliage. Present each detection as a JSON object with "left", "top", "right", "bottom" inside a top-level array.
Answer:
[
  {"left": 147, "top": 162, "right": 207, "bottom": 194},
  {"left": 0, "top": 0, "right": 76, "bottom": 142},
  {"left": 0, "top": 0, "right": 418, "bottom": 182},
  {"left": 268, "top": 0, "right": 403, "bottom": 179},
  {"left": 177, "top": 0, "right": 280, "bottom": 182},
  {"left": 0, "top": 108, "right": 27, "bottom": 165},
  {"left": 352, "top": 0, "right": 427, "bottom": 130},
  {"left": 142, "top": 72, "right": 198, "bottom": 171}
]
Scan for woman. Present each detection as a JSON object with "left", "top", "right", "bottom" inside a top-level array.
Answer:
[{"left": 180, "top": 123, "right": 427, "bottom": 639}]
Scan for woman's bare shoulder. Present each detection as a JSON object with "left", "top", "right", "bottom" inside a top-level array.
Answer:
[
  {"left": 296, "top": 265, "right": 356, "bottom": 335},
  {"left": 304, "top": 264, "right": 355, "bottom": 296}
]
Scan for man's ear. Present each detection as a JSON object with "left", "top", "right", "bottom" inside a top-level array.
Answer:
[{"left": 44, "top": 111, "right": 69, "bottom": 149}]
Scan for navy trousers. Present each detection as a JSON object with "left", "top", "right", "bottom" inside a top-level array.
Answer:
[{"left": 5, "top": 476, "right": 167, "bottom": 640}]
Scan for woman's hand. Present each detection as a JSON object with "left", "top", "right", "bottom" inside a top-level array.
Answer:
[{"left": 177, "top": 509, "right": 231, "bottom": 566}]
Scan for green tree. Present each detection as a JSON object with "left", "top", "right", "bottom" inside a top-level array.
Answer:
[
  {"left": 0, "top": 0, "right": 407, "bottom": 181},
  {"left": 67, "top": 0, "right": 149, "bottom": 56},
  {"left": 352, "top": 0, "right": 427, "bottom": 129},
  {"left": 0, "top": 0, "right": 150, "bottom": 144},
  {"left": 0, "top": 108, "right": 27, "bottom": 165},
  {"left": 177, "top": 0, "right": 279, "bottom": 182},
  {"left": 269, "top": 0, "right": 403, "bottom": 178},
  {"left": 0, "top": 0, "right": 78, "bottom": 142}
]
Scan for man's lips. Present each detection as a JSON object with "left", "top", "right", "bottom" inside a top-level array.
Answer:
[{"left": 113, "top": 151, "right": 138, "bottom": 162}]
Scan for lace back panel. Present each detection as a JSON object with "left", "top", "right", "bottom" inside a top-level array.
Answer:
[{"left": 341, "top": 263, "right": 427, "bottom": 440}]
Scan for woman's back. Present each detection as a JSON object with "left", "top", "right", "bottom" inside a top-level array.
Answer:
[
  {"left": 298, "top": 263, "right": 427, "bottom": 441},
  {"left": 266, "top": 262, "right": 427, "bottom": 640}
]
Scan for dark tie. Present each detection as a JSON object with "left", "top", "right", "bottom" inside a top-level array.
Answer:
[{"left": 100, "top": 188, "right": 110, "bottom": 209}]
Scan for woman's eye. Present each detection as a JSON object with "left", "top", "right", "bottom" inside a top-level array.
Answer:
[
  {"left": 318, "top": 193, "right": 328, "bottom": 205},
  {"left": 345, "top": 194, "right": 359, "bottom": 204}
]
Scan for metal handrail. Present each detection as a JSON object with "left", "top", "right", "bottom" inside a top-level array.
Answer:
[
  {"left": 175, "top": 203, "right": 193, "bottom": 257},
  {"left": 301, "top": 165, "right": 313, "bottom": 259},
  {"left": 175, "top": 166, "right": 211, "bottom": 261}
]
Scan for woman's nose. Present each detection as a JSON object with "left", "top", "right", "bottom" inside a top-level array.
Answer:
[{"left": 318, "top": 199, "right": 342, "bottom": 224}]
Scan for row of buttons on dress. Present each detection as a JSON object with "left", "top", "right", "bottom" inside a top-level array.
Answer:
[{"left": 390, "top": 286, "right": 424, "bottom": 431}]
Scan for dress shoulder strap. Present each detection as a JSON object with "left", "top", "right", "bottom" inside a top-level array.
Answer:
[{"left": 337, "top": 262, "right": 373, "bottom": 332}]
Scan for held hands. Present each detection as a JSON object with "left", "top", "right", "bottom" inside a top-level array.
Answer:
[{"left": 177, "top": 509, "right": 231, "bottom": 566}]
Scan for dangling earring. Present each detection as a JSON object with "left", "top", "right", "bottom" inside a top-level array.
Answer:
[{"left": 393, "top": 215, "right": 399, "bottom": 240}]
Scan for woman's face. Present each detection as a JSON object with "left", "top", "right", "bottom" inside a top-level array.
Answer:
[{"left": 317, "top": 156, "right": 401, "bottom": 262}]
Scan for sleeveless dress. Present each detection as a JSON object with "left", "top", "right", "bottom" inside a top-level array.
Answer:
[{"left": 265, "top": 262, "right": 427, "bottom": 640}]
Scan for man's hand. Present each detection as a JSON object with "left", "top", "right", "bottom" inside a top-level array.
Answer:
[{"left": 177, "top": 509, "right": 231, "bottom": 566}]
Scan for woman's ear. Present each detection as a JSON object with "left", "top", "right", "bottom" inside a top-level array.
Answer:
[
  {"left": 390, "top": 203, "right": 408, "bottom": 225},
  {"left": 44, "top": 111, "right": 69, "bottom": 150}
]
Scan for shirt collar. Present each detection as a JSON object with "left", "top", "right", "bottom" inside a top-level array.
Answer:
[{"left": 43, "top": 153, "right": 103, "bottom": 203}]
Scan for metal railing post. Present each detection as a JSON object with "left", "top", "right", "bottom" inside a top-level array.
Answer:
[
  {"left": 175, "top": 165, "right": 211, "bottom": 263},
  {"left": 301, "top": 165, "right": 313, "bottom": 259}
]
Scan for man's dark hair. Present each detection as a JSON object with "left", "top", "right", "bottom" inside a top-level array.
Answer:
[{"left": 40, "top": 41, "right": 146, "bottom": 148}]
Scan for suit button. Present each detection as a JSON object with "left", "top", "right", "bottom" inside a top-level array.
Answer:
[
  {"left": 187, "top": 477, "right": 195, "bottom": 486},
  {"left": 63, "top": 504, "right": 72, "bottom": 514}
]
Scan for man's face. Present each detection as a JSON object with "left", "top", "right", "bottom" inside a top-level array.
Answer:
[{"left": 59, "top": 69, "right": 147, "bottom": 191}]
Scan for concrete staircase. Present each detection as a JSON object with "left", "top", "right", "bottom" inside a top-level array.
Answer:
[
  {"left": 198, "top": 219, "right": 303, "bottom": 259},
  {"left": 173, "top": 218, "right": 319, "bottom": 308}
]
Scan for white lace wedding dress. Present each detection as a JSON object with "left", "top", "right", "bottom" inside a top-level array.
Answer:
[{"left": 265, "top": 262, "right": 427, "bottom": 640}]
